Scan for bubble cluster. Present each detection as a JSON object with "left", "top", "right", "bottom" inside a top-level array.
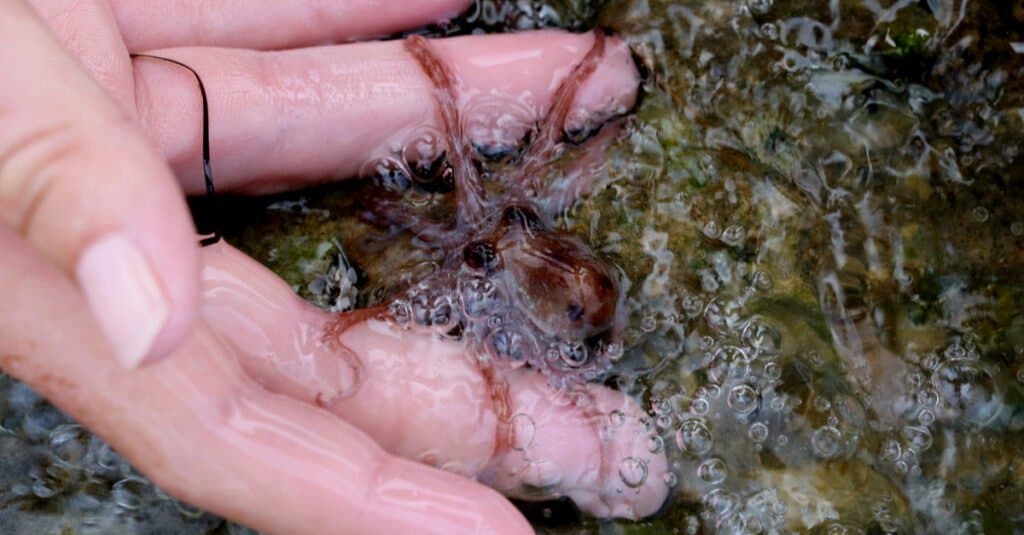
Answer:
[{"left": 0, "top": 375, "right": 224, "bottom": 531}]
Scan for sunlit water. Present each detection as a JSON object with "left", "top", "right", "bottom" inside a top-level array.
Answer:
[{"left": 2, "top": 0, "right": 1022, "bottom": 533}]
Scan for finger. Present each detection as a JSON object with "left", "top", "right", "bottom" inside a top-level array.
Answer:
[
  {"left": 201, "top": 244, "right": 500, "bottom": 475},
  {"left": 201, "top": 242, "right": 670, "bottom": 519},
  {"left": 481, "top": 369, "right": 671, "bottom": 519},
  {"left": 0, "top": 1, "right": 199, "bottom": 367},
  {"left": 133, "top": 31, "right": 640, "bottom": 194},
  {"left": 0, "top": 226, "right": 531, "bottom": 535},
  {"left": 25, "top": 0, "right": 136, "bottom": 107},
  {"left": 110, "top": 0, "right": 472, "bottom": 51}
]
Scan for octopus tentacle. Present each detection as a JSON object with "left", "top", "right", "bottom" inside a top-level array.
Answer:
[
  {"left": 356, "top": 198, "right": 459, "bottom": 246},
  {"left": 404, "top": 35, "right": 487, "bottom": 226},
  {"left": 512, "top": 30, "right": 608, "bottom": 193},
  {"left": 320, "top": 306, "right": 388, "bottom": 401}
]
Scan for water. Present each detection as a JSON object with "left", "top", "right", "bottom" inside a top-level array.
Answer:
[{"left": 4, "top": 0, "right": 1023, "bottom": 532}]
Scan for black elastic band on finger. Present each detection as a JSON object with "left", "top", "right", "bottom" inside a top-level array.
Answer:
[{"left": 132, "top": 53, "right": 221, "bottom": 247}]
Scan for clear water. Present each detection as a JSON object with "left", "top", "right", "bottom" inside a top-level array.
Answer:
[{"left": 2, "top": 0, "right": 1022, "bottom": 533}]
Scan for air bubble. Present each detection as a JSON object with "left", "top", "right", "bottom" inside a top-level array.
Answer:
[
  {"left": 402, "top": 129, "right": 446, "bottom": 179},
  {"left": 812, "top": 426, "right": 842, "bottom": 458},
  {"left": 748, "top": 422, "right": 769, "bottom": 442},
  {"left": 932, "top": 361, "right": 1002, "bottom": 427},
  {"left": 458, "top": 276, "right": 497, "bottom": 317},
  {"left": 676, "top": 418, "right": 714, "bottom": 455},
  {"left": 48, "top": 424, "right": 88, "bottom": 465},
  {"left": 619, "top": 457, "right": 649, "bottom": 488},
  {"left": 721, "top": 225, "right": 745, "bottom": 246},
  {"left": 487, "top": 329, "right": 525, "bottom": 362},
  {"left": 388, "top": 300, "right": 411, "bottom": 326},
  {"left": 648, "top": 435, "right": 665, "bottom": 453},
  {"left": 708, "top": 350, "right": 753, "bottom": 385},
  {"left": 702, "top": 488, "right": 738, "bottom": 519},
  {"left": 429, "top": 296, "right": 455, "bottom": 330},
  {"left": 508, "top": 413, "right": 535, "bottom": 451},
  {"left": 604, "top": 341, "right": 625, "bottom": 361},
  {"left": 916, "top": 388, "right": 939, "bottom": 407},
  {"left": 727, "top": 384, "right": 759, "bottom": 415},
  {"left": 763, "top": 361, "right": 782, "bottom": 381},
  {"left": 608, "top": 410, "right": 626, "bottom": 428},
  {"left": 112, "top": 477, "right": 147, "bottom": 511},
  {"left": 31, "top": 463, "right": 71, "bottom": 499},
  {"left": 558, "top": 342, "right": 588, "bottom": 367},
  {"left": 698, "top": 457, "right": 727, "bottom": 484},
  {"left": 409, "top": 292, "right": 433, "bottom": 326},
  {"left": 703, "top": 220, "right": 722, "bottom": 239},
  {"left": 742, "top": 320, "right": 782, "bottom": 358},
  {"left": 681, "top": 294, "right": 704, "bottom": 317},
  {"left": 22, "top": 404, "right": 66, "bottom": 442},
  {"left": 901, "top": 425, "right": 934, "bottom": 451},
  {"left": 363, "top": 157, "right": 411, "bottom": 194}
]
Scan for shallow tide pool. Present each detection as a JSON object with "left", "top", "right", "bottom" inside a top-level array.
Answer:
[{"left": 1, "top": 1, "right": 1022, "bottom": 533}]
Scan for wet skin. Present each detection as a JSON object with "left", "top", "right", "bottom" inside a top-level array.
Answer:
[{"left": 358, "top": 32, "right": 630, "bottom": 384}]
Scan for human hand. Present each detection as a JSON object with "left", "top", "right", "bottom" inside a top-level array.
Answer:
[{"left": 0, "top": 1, "right": 666, "bottom": 532}]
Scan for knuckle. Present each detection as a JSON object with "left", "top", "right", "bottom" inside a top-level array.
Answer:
[{"left": 0, "top": 119, "right": 89, "bottom": 234}]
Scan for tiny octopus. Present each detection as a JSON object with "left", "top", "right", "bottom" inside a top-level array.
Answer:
[{"left": 355, "top": 31, "right": 632, "bottom": 386}]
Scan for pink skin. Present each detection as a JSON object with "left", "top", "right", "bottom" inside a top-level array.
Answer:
[
  {"left": 135, "top": 31, "right": 640, "bottom": 194},
  {"left": 204, "top": 244, "right": 669, "bottom": 519},
  {"left": 1, "top": 0, "right": 664, "bottom": 530}
]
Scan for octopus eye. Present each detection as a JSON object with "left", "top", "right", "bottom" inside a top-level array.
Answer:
[
  {"left": 464, "top": 241, "right": 499, "bottom": 271},
  {"left": 567, "top": 303, "right": 585, "bottom": 323}
]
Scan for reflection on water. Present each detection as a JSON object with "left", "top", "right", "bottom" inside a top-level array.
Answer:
[{"left": 2, "top": 0, "right": 1023, "bottom": 532}]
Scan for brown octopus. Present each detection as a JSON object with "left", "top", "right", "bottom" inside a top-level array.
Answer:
[{"left": 356, "top": 31, "right": 631, "bottom": 386}]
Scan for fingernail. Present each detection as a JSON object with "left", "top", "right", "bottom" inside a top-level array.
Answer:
[{"left": 76, "top": 234, "right": 169, "bottom": 368}]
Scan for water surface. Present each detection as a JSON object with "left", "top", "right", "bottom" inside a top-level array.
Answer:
[{"left": 1, "top": 1, "right": 1021, "bottom": 533}]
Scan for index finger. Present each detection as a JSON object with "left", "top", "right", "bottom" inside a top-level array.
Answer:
[
  {"left": 110, "top": 0, "right": 472, "bottom": 51},
  {"left": 134, "top": 31, "right": 640, "bottom": 194}
]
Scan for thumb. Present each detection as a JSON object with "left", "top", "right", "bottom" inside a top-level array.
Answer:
[{"left": 0, "top": 1, "right": 200, "bottom": 367}]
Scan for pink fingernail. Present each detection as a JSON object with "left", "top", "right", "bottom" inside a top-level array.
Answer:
[{"left": 76, "top": 234, "right": 169, "bottom": 368}]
